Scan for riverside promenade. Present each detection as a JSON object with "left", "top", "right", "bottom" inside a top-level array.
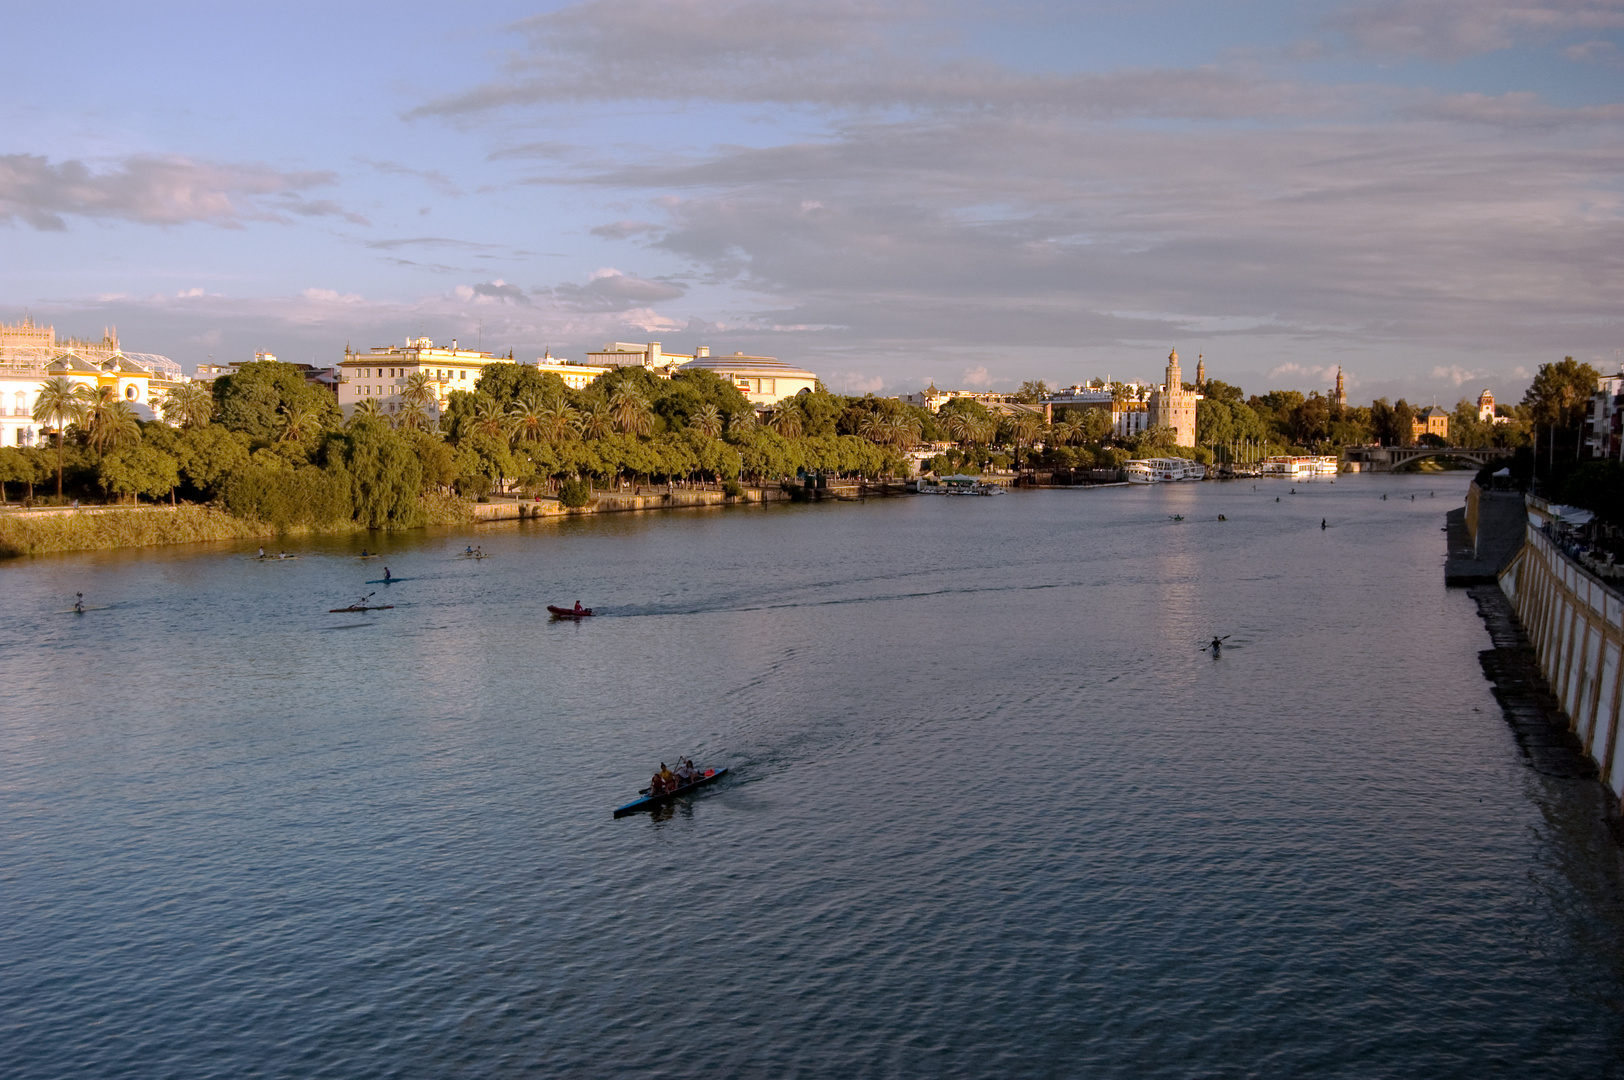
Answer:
[
  {"left": 1456, "top": 482, "right": 1624, "bottom": 820},
  {"left": 469, "top": 484, "right": 791, "bottom": 522}
]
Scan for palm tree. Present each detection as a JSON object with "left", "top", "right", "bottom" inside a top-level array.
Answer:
[
  {"left": 1008, "top": 412, "right": 1045, "bottom": 469},
  {"left": 350, "top": 398, "right": 386, "bottom": 425},
  {"left": 508, "top": 393, "right": 547, "bottom": 444},
  {"left": 609, "top": 387, "right": 653, "bottom": 436},
  {"left": 395, "top": 402, "right": 431, "bottom": 432},
  {"left": 728, "top": 408, "right": 757, "bottom": 433},
  {"left": 470, "top": 395, "right": 510, "bottom": 441},
  {"left": 688, "top": 403, "right": 723, "bottom": 439},
  {"left": 161, "top": 380, "right": 214, "bottom": 429},
  {"left": 578, "top": 403, "right": 614, "bottom": 441},
  {"left": 538, "top": 396, "right": 581, "bottom": 444},
  {"left": 79, "top": 384, "right": 120, "bottom": 442},
  {"left": 402, "top": 370, "right": 437, "bottom": 412},
  {"left": 767, "top": 407, "right": 803, "bottom": 439},
  {"left": 88, "top": 400, "right": 141, "bottom": 455},
  {"left": 278, "top": 403, "right": 321, "bottom": 443},
  {"left": 33, "top": 376, "right": 85, "bottom": 497}
]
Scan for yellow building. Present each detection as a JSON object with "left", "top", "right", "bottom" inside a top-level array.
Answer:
[
  {"left": 0, "top": 318, "right": 188, "bottom": 445},
  {"left": 534, "top": 351, "right": 610, "bottom": 390},
  {"left": 1411, "top": 405, "right": 1450, "bottom": 441},
  {"left": 337, "top": 337, "right": 503, "bottom": 419}
]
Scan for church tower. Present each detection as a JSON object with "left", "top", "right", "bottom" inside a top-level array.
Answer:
[
  {"left": 1334, "top": 366, "right": 1347, "bottom": 408},
  {"left": 1195, "top": 354, "right": 1205, "bottom": 388}
]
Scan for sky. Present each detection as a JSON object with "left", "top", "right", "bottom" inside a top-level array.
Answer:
[{"left": 3, "top": 0, "right": 1621, "bottom": 405}]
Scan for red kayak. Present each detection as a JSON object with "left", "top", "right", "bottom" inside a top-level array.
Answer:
[{"left": 548, "top": 605, "right": 594, "bottom": 617}]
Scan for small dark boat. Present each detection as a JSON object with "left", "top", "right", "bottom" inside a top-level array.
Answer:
[
  {"left": 328, "top": 604, "right": 395, "bottom": 613},
  {"left": 548, "top": 605, "right": 594, "bottom": 617},
  {"left": 614, "top": 768, "right": 727, "bottom": 817}
]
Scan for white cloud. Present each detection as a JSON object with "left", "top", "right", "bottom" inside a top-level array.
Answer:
[
  {"left": 0, "top": 153, "right": 357, "bottom": 230},
  {"left": 962, "top": 365, "right": 992, "bottom": 387}
]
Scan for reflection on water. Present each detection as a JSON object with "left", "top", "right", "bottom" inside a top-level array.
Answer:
[{"left": 2, "top": 474, "right": 1623, "bottom": 1079}]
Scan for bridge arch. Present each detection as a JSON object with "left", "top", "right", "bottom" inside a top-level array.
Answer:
[{"left": 1387, "top": 446, "right": 1511, "bottom": 472}]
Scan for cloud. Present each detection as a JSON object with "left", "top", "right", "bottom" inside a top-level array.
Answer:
[
  {"left": 365, "top": 236, "right": 501, "bottom": 251},
  {"left": 536, "top": 268, "right": 687, "bottom": 311},
  {"left": 1332, "top": 0, "right": 1624, "bottom": 60},
  {"left": 0, "top": 153, "right": 347, "bottom": 230},
  {"left": 962, "top": 365, "right": 992, "bottom": 387},
  {"left": 1431, "top": 364, "right": 1482, "bottom": 384},
  {"left": 358, "top": 158, "right": 463, "bottom": 196},
  {"left": 590, "top": 219, "right": 664, "bottom": 239},
  {"left": 1405, "top": 90, "right": 1624, "bottom": 126},
  {"left": 486, "top": 142, "right": 576, "bottom": 161},
  {"left": 456, "top": 279, "right": 533, "bottom": 305},
  {"left": 1565, "top": 37, "right": 1624, "bottom": 61},
  {"left": 410, "top": 0, "right": 1334, "bottom": 122}
]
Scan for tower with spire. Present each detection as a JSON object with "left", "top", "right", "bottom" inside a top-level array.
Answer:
[
  {"left": 1333, "top": 366, "right": 1347, "bottom": 408},
  {"left": 1148, "top": 348, "right": 1197, "bottom": 446},
  {"left": 1195, "top": 354, "right": 1205, "bottom": 388}
]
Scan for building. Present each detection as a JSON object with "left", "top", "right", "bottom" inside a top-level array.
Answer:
[
  {"left": 197, "top": 352, "right": 338, "bottom": 392},
  {"left": 586, "top": 341, "right": 689, "bottom": 376},
  {"left": 0, "top": 318, "right": 184, "bottom": 446},
  {"left": 337, "top": 337, "right": 504, "bottom": 419},
  {"left": 1147, "top": 349, "right": 1198, "bottom": 447},
  {"left": 1411, "top": 405, "right": 1449, "bottom": 441},
  {"left": 1196, "top": 354, "right": 1205, "bottom": 388},
  {"left": 532, "top": 351, "right": 610, "bottom": 390},
  {"left": 1333, "top": 367, "right": 1347, "bottom": 408},
  {"left": 899, "top": 385, "right": 1016, "bottom": 413},
  {"left": 677, "top": 347, "right": 819, "bottom": 407},
  {"left": 1583, "top": 372, "right": 1624, "bottom": 460}
]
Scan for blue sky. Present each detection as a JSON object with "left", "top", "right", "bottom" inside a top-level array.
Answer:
[{"left": 4, "top": 0, "right": 1621, "bottom": 405}]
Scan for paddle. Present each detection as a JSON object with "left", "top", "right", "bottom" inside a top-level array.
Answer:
[{"left": 1200, "top": 635, "right": 1231, "bottom": 651}]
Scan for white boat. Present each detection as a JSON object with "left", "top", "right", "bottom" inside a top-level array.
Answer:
[
  {"left": 1127, "top": 457, "right": 1206, "bottom": 483},
  {"left": 1261, "top": 455, "right": 1339, "bottom": 479},
  {"left": 918, "top": 474, "right": 1005, "bottom": 496}
]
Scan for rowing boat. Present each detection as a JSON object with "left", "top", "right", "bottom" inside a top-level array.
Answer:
[
  {"left": 328, "top": 604, "right": 395, "bottom": 612},
  {"left": 613, "top": 768, "right": 727, "bottom": 817},
  {"left": 548, "top": 605, "right": 594, "bottom": 617}
]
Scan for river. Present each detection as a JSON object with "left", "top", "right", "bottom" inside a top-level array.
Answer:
[{"left": 3, "top": 473, "right": 1623, "bottom": 1078}]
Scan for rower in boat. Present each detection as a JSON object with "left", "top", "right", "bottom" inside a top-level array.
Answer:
[
  {"left": 573, "top": 600, "right": 585, "bottom": 614},
  {"left": 74, "top": 592, "right": 84, "bottom": 613},
  {"left": 383, "top": 566, "right": 392, "bottom": 582}
]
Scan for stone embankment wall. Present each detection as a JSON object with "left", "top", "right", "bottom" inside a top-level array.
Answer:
[
  {"left": 1500, "top": 525, "right": 1624, "bottom": 806},
  {"left": 470, "top": 486, "right": 789, "bottom": 522}
]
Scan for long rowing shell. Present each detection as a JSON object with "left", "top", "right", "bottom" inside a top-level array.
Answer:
[{"left": 613, "top": 768, "right": 728, "bottom": 817}]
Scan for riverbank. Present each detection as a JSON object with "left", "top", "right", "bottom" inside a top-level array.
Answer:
[{"left": 0, "top": 483, "right": 811, "bottom": 558}]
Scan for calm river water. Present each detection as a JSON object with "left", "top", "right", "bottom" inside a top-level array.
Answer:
[{"left": 4, "top": 474, "right": 1624, "bottom": 1078}]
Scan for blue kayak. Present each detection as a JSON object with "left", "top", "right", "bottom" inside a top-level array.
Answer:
[
  {"left": 613, "top": 768, "right": 728, "bottom": 818},
  {"left": 365, "top": 578, "right": 408, "bottom": 584}
]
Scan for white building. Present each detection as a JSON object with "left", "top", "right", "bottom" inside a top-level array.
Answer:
[
  {"left": 679, "top": 348, "right": 819, "bottom": 407},
  {"left": 337, "top": 338, "right": 503, "bottom": 419},
  {"left": 0, "top": 318, "right": 185, "bottom": 446},
  {"left": 532, "top": 351, "right": 610, "bottom": 390}
]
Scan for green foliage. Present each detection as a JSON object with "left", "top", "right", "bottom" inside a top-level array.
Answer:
[
  {"left": 223, "top": 463, "right": 353, "bottom": 531},
  {"left": 0, "top": 446, "right": 32, "bottom": 501},
  {"left": 721, "top": 479, "right": 744, "bottom": 498},
  {"left": 326, "top": 418, "right": 425, "bottom": 529},
  {"left": 558, "top": 477, "right": 593, "bottom": 507},
  {"left": 98, "top": 445, "right": 180, "bottom": 502},
  {"left": 1557, "top": 461, "right": 1624, "bottom": 529},
  {"left": 473, "top": 363, "right": 569, "bottom": 407},
  {"left": 0, "top": 505, "right": 272, "bottom": 559},
  {"left": 213, "top": 361, "right": 341, "bottom": 442},
  {"left": 174, "top": 425, "right": 252, "bottom": 497},
  {"left": 409, "top": 431, "right": 458, "bottom": 490}
]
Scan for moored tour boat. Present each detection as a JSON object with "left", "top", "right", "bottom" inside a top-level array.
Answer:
[{"left": 917, "top": 475, "right": 1005, "bottom": 495}]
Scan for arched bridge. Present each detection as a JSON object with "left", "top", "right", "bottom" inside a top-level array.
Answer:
[{"left": 1343, "top": 445, "right": 1514, "bottom": 473}]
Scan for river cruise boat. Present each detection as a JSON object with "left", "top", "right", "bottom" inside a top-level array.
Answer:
[
  {"left": 1260, "top": 455, "right": 1340, "bottom": 479},
  {"left": 1125, "top": 458, "right": 1206, "bottom": 484},
  {"left": 918, "top": 474, "right": 1005, "bottom": 495}
]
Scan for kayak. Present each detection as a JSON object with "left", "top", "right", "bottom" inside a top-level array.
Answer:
[
  {"left": 614, "top": 768, "right": 728, "bottom": 818},
  {"left": 365, "top": 578, "right": 407, "bottom": 584},
  {"left": 328, "top": 604, "right": 395, "bottom": 613},
  {"left": 548, "top": 605, "right": 594, "bottom": 617}
]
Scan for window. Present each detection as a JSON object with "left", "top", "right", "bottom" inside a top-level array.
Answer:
[{"left": 125, "top": 385, "right": 137, "bottom": 400}]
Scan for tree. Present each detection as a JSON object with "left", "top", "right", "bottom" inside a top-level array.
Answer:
[
  {"left": 160, "top": 380, "right": 216, "bottom": 429},
  {"left": 609, "top": 386, "right": 654, "bottom": 436},
  {"left": 508, "top": 393, "right": 548, "bottom": 445},
  {"left": 0, "top": 446, "right": 31, "bottom": 502},
  {"left": 688, "top": 403, "right": 724, "bottom": 439},
  {"left": 175, "top": 425, "right": 252, "bottom": 498},
  {"left": 213, "top": 360, "right": 341, "bottom": 442},
  {"left": 402, "top": 370, "right": 438, "bottom": 411},
  {"left": 87, "top": 399, "right": 141, "bottom": 456},
  {"left": 578, "top": 403, "right": 614, "bottom": 441},
  {"left": 32, "top": 376, "right": 85, "bottom": 497},
  {"left": 767, "top": 406, "right": 803, "bottom": 439},
  {"left": 278, "top": 402, "right": 322, "bottom": 444},
  {"left": 1005, "top": 411, "right": 1046, "bottom": 466},
  {"left": 1524, "top": 357, "right": 1600, "bottom": 459},
  {"left": 327, "top": 418, "right": 425, "bottom": 529},
  {"left": 98, "top": 444, "right": 180, "bottom": 504},
  {"left": 1014, "top": 380, "right": 1050, "bottom": 404}
]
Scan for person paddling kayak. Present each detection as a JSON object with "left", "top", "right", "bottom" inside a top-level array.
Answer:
[{"left": 383, "top": 567, "right": 392, "bottom": 582}]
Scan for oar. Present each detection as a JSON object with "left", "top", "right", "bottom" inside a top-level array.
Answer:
[{"left": 1199, "top": 635, "right": 1231, "bottom": 651}]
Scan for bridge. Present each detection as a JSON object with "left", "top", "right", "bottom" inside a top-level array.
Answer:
[{"left": 1343, "top": 445, "right": 1514, "bottom": 473}]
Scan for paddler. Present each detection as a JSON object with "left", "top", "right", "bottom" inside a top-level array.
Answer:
[
  {"left": 74, "top": 592, "right": 84, "bottom": 613},
  {"left": 383, "top": 566, "right": 392, "bottom": 582},
  {"left": 659, "top": 763, "right": 677, "bottom": 790}
]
